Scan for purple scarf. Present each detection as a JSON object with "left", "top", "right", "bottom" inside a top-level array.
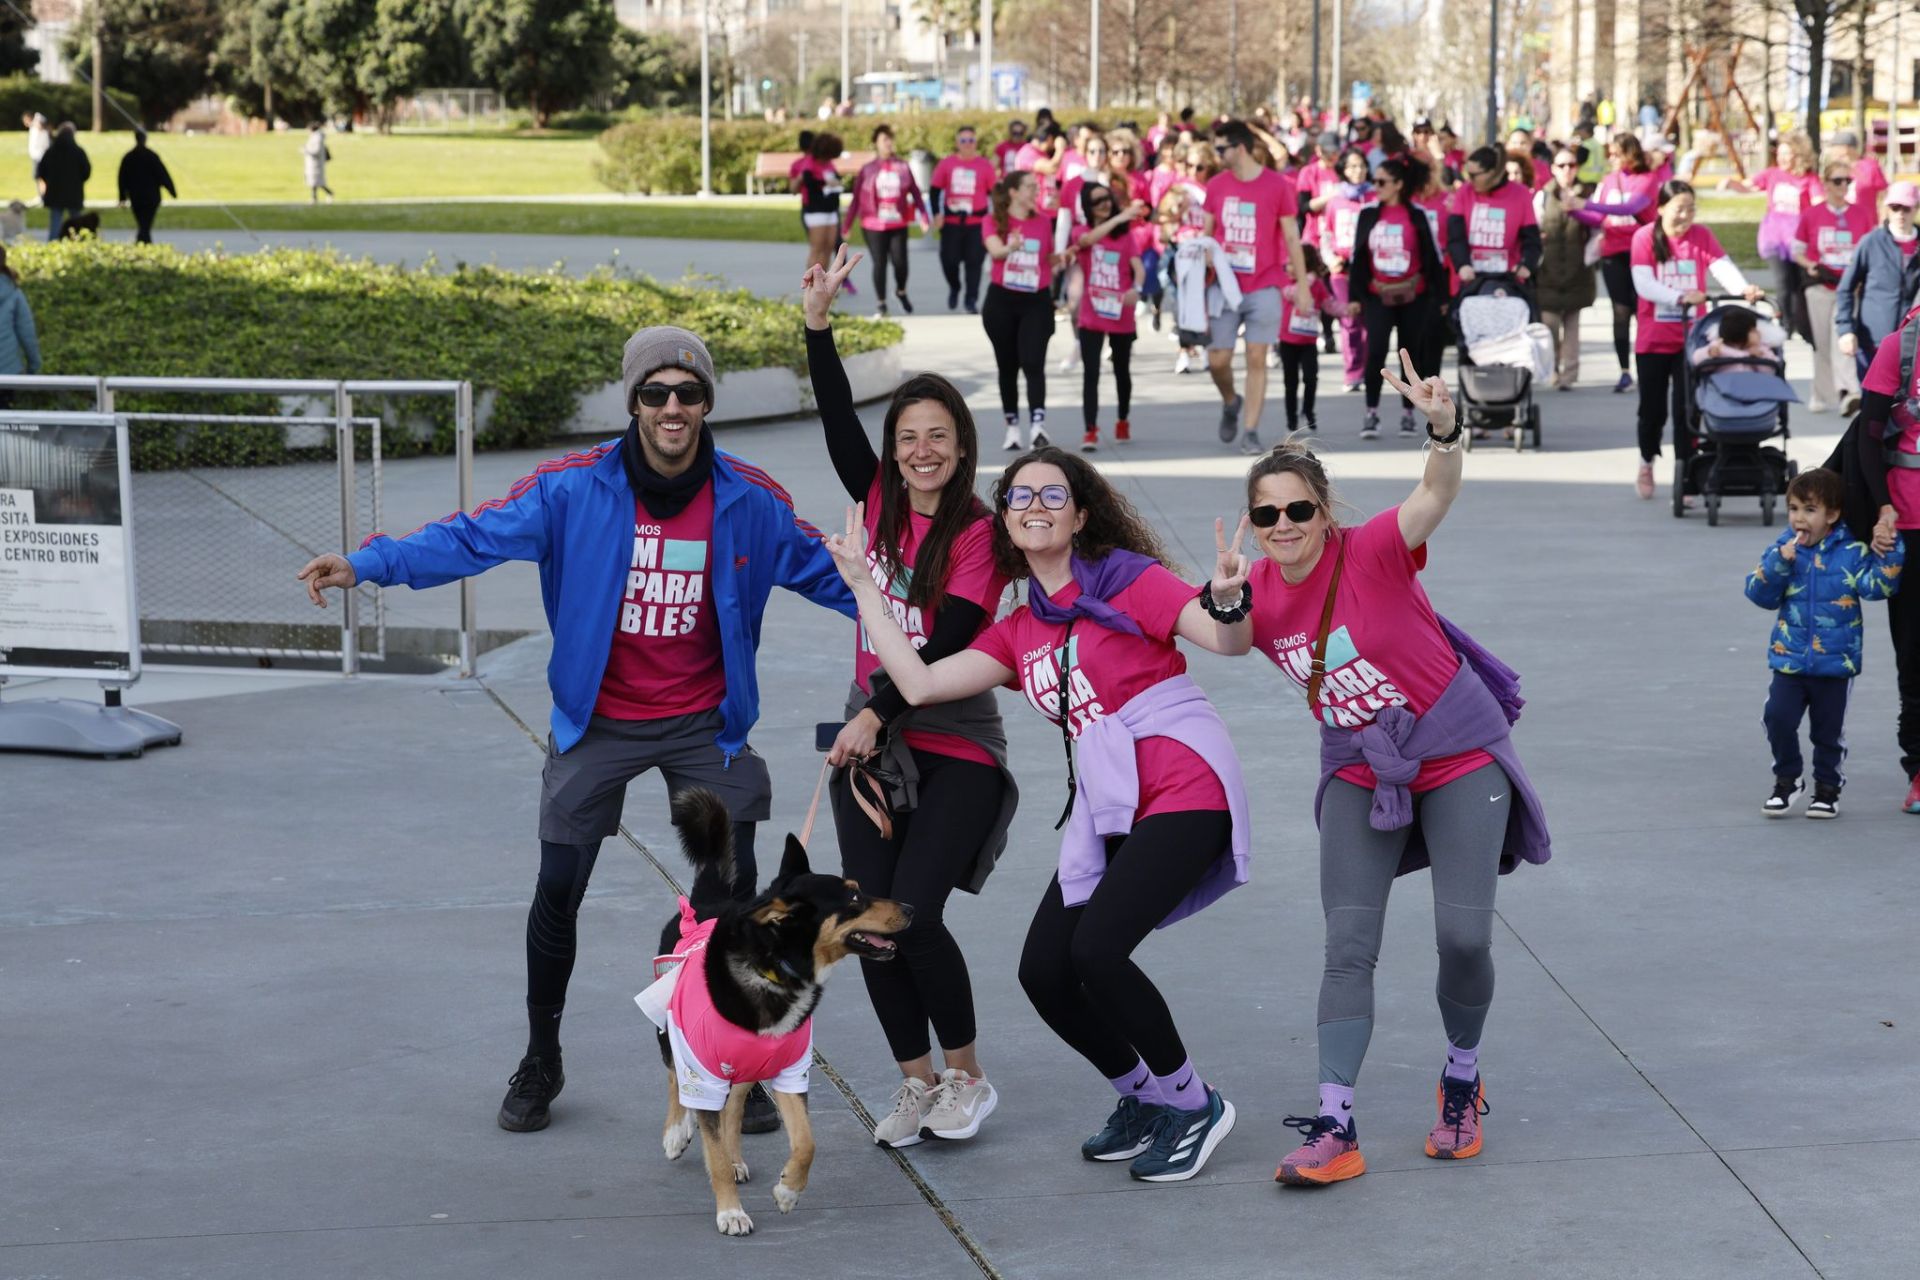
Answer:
[{"left": 1026, "top": 549, "right": 1157, "bottom": 637}]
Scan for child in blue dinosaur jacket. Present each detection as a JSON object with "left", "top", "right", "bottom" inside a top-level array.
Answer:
[{"left": 1744, "top": 467, "right": 1905, "bottom": 818}]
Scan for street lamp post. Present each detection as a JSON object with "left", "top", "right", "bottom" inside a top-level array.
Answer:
[
  {"left": 1311, "top": 0, "right": 1322, "bottom": 127},
  {"left": 1485, "top": 0, "right": 1499, "bottom": 145},
  {"left": 981, "top": 0, "right": 993, "bottom": 111},
  {"left": 1331, "top": 0, "right": 1343, "bottom": 127},
  {"left": 700, "top": 0, "right": 712, "bottom": 196},
  {"left": 842, "top": 0, "right": 851, "bottom": 108},
  {"left": 1090, "top": 0, "right": 1100, "bottom": 109}
]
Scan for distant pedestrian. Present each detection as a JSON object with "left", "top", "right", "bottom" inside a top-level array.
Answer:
[
  {"left": 304, "top": 125, "right": 333, "bottom": 203},
  {"left": 116, "top": 129, "right": 176, "bottom": 245},
  {"left": 22, "top": 112, "right": 49, "bottom": 166},
  {"left": 33, "top": 122, "right": 90, "bottom": 241},
  {"left": 0, "top": 247, "right": 44, "bottom": 407},
  {"left": 1836, "top": 181, "right": 1920, "bottom": 381}
]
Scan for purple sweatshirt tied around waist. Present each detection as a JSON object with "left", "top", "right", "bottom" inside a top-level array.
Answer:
[{"left": 1058, "top": 674, "right": 1252, "bottom": 927}]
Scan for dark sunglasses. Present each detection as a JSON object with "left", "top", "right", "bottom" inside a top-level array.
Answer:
[
  {"left": 957, "top": 134, "right": 977, "bottom": 144},
  {"left": 1824, "top": 175, "right": 1849, "bottom": 185},
  {"left": 1248, "top": 499, "right": 1319, "bottom": 528},
  {"left": 1552, "top": 160, "right": 1578, "bottom": 169},
  {"left": 634, "top": 382, "right": 708, "bottom": 408},
  {"left": 1004, "top": 483, "right": 1071, "bottom": 511}
]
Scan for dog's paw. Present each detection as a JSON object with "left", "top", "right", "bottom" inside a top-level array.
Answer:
[
  {"left": 731, "top": 1159, "right": 751, "bottom": 1184},
  {"left": 662, "top": 1114, "right": 696, "bottom": 1161},
  {"left": 715, "top": 1208, "right": 754, "bottom": 1236},
  {"left": 773, "top": 1181, "right": 801, "bottom": 1214}
]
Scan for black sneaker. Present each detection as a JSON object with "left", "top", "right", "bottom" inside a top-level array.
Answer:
[
  {"left": 498, "top": 1051, "right": 564, "bottom": 1132},
  {"left": 1762, "top": 776, "right": 1804, "bottom": 817},
  {"left": 742, "top": 1083, "right": 783, "bottom": 1134},
  {"left": 895, "top": 291, "right": 914, "bottom": 314},
  {"left": 1399, "top": 409, "right": 1418, "bottom": 436},
  {"left": 1303, "top": 411, "right": 1318, "bottom": 432},
  {"left": 947, "top": 286, "right": 960, "bottom": 311},
  {"left": 1807, "top": 784, "right": 1840, "bottom": 819}
]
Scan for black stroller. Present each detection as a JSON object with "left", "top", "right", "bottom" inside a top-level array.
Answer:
[{"left": 1674, "top": 298, "right": 1799, "bottom": 526}]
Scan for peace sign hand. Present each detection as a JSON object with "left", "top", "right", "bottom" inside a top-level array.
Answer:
[
  {"left": 1379, "top": 347, "right": 1456, "bottom": 436},
  {"left": 1211, "top": 514, "right": 1252, "bottom": 605},
  {"left": 822, "top": 502, "right": 875, "bottom": 593},
  {"left": 802, "top": 243, "right": 864, "bottom": 328}
]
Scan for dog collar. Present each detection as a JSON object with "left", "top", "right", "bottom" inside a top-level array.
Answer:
[{"left": 759, "top": 956, "right": 807, "bottom": 986}]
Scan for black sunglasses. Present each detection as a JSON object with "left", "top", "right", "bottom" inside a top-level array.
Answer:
[
  {"left": 634, "top": 382, "right": 708, "bottom": 408},
  {"left": 1004, "top": 483, "right": 1071, "bottom": 511},
  {"left": 1248, "top": 499, "right": 1319, "bottom": 528}
]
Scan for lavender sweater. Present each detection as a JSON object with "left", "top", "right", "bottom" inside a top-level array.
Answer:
[{"left": 1058, "top": 674, "right": 1252, "bottom": 927}]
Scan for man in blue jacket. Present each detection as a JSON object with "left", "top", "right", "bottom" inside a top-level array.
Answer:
[{"left": 297, "top": 326, "right": 856, "bottom": 1133}]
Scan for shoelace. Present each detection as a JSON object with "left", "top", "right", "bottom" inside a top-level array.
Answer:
[
  {"left": 923, "top": 1078, "right": 959, "bottom": 1116},
  {"left": 888, "top": 1080, "right": 926, "bottom": 1120},
  {"left": 507, "top": 1058, "right": 557, "bottom": 1099},
  {"left": 1139, "top": 1107, "right": 1180, "bottom": 1157},
  {"left": 1438, "top": 1079, "right": 1490, "bottom": 1133},
  {"left": 1281, "top": 1113, "right": 1345, "bottom": 1145}
]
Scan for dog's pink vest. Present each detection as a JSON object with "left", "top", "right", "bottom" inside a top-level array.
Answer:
[{"left": 662, "top": 898, "right": 813, "bottom": 1088}]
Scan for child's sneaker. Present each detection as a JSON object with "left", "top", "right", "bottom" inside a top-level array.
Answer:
[
  {"left": 1904, "top": 775, "right": 1920, "bottom": 815},
  {"left": 1081, "top": 426, "right": 1100, "bottom": 452},
  {"left": 1081, "top": 1095, "right": 1161, "bottom": 1161},
  {"left": 1113, "top": 418, "right": 1131, "bottom": 442},
  {"left": 1128, "top": 1085, "right": 1235, "bottom": 1182},
  {"left": 1762, "top": 776, "right": 1804, "bottom": 816},
  {"left": 1425, "top": 1073, "right": 1488, "bottom": 1160},
  {"left": 1274, "top": 1113, "right": 1365, "bottom": 1186},
  {"left": 1806, "top": 784, "right": 1840, "bottom": 819},
  {"left": 872, "top": 1076, "right": 933, "bottom": 1148}
]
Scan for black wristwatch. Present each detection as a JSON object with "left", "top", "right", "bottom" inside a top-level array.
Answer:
[
  {"left": 1426, "top": 420, "right": 1464, "bottom": 445},
  {"left": 1200, "top": 580, "right": 1253, "bottom": 623}
]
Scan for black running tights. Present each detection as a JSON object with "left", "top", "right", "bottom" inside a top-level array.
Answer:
[
  {"left": 833, "top": 750, "right": 1005, "bottom": 1062},
  {"left": 1017, "top": 810, "right": 1231, "bottom": 1078},
  {"left": 1361, "top": 292, "right": 1437, "bottom": 410},
  {"left": 939, "top": 221, "right": 986, "bottom": 306},
  {"left": 1279, "top": 341, "right": 1318, "bottom": 426},
  {"left": 1079, "top": 327, "right": 1135, "bottom": 427},
  {"left": 1601, "top": 252, "right": 1634, "bottom": 372},
  {"left": 1633, "top": 350, "right": 1692, "bottom": 463},
  {"left": 981, "top": 284, "right": 1054, "bottom": 416},
  {"left": 864, "top": 225, "right": 910, "bottom": 297}
]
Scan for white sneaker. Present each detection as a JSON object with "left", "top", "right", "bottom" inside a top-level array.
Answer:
[
  {"left": 1058, "top": 349, "right": 1080, "bottom": 372},
  {"left": 1174, "top": 349, "right": 1192, "bottom": 375},
  {"left": 921, "top": 1068, "right": 999, "bottom": 1141},
  {"left": 1002, "top": 424, "right": 1023, "bottom": 451},
  {"left": 1030, "top": 424, "right": 1051, "bottom": 448},
  {"left": 1265, "top": 348, "right": 1279, "bottom": 368},
  {"left": 872, "top": 1076, "right": 933, "bottom": 1148}
]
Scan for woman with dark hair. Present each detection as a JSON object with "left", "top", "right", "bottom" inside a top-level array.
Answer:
[
  {"left": 982, "top": 170, "right": 1063, "bottom": 451},
  {"left": 1568, "top": 133, "right": 1659, "bottom": 393},
  {"left": 802, "top": 246, "right": 1020, "bottom": 1148},
  {"left": 1066, "top": 182, "right": 1149, "bottom": 451},
  {"left": 820, "top": 445, "right": 1257, "bottom": 1185},
  {"left": 1628, "top": 180, "right": 1763, "bottom": 499},
  {"left": 799, "top": 132, "right": 848, "bottom": 282},
  {"left": 1309, "top": 147, "right": 1378, "bottom": 398},
  {"left": 842, "top": 123, "right": 930, "bottom": 317},
  {"left": 1347, "top": 153, "right": 1447, "bottom": 437}
]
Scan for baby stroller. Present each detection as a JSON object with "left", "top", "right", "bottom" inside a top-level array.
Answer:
[
  {"left": 1675, "top": 299, "right": 1799, "bottom": 527},
  {"left": 1453, "top": 274, "right": 1554, "bottom": 451}
]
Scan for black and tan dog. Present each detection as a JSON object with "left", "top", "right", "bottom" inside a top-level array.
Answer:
[{"left": 648, "top": 789, "right": 910, "bottom": 1236}]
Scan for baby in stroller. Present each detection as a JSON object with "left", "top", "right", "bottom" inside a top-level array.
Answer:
[
  {"left": 1689, "top": 307, "right": 1785, "bottom": 374},
  {"left": 1677, "top": 301, "right": 1800, "bottom": 525}
]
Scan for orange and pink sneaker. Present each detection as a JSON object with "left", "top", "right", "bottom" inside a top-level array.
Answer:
[
  {"left": 1274, "top": 1113, "right": 1366, "bottom": 1186},
  {"left": 1425, "top": 1073, "right": 1489, "bottom": 1160}
]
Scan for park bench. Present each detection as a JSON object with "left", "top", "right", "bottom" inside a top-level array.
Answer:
[{"left": 747, "top": 150, "right": 874, "bottom": 195}]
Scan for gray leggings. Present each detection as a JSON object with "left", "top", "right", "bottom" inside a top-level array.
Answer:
[{"left": 1316, "top": 762, "right": 1510, "bottom": 1086}]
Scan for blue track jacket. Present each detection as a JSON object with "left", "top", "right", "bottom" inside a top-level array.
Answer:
[{"left": 347, "top": 437, "right": 856, "bottom": 755}]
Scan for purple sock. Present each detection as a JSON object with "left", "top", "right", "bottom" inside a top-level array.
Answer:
[
  {"left": 1444, "top": 1043, "right": 1480, "bottom": 1082},
  {"left": 1106, "top": 1057, "right": 1154, "bottom": 1101},
  {"left": 1318, "top": 1083, "right": 1355, "bottom": 1126},
  {"left": 1150, "top": 1057, "right": 1202, "bottom": 1110}
]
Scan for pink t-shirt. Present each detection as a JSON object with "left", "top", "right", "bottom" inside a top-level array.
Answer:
[
  {"left": 1014, "top": 142, "right": 1061, "bottom": 214},
  {"left": 1295, "top": 158, "right": 1336, "bottom": 206},
  {"left": 595, "top": 485, "right": 727, "bottom": 721},
  {"left": 1280, "top": 276, "right": 1334, "bottom": 345},
  {"left": 1412, "top": 191, "right": 1449, "bottom": 268},
  {"left": 854, "top": 158, "right": 920, "bottom": 231},
  {"left": 1072, "top": 223, "right": 1145, "bottom": 333},
  {"left": 1451, "top": 179, "right": 1538, "bottom": 275},
  {"left": 1859, "top": 303, "right": 1920, "bottom": 528},
  {"left": 1851, "top": 155, "right": 1889, "bottom": 211},
  {"left": 855, "top": 475, "right": 1007, "bottom": 763},
  {"left": 932, "top": 154, "right": 997, "bottom": 218},
  {"left": 968, "top": 564, "right": 1228, "bottom": 820},
  {"left": 1206, "top": 166, "right": 1301, "bottom": 293},
  {"left": 1316, "top": 187, "right": 1377, "bottom": 269},
  {"left": 1247, "top": 507, "right": 1494, "bottom": 793},
  {"left": 989, "top": 213, "right": 1055, "bottom": 293},
  {"left": 1752, "top": 167, "right": 1819, "bottom": 258},
  {"left": 994, "top": 138, "right": 1022, "bottom": 175},
  {"left": 1630, "top": 222, "right": 1726, "bottom": 354},
  {"left": 1364, "top": 203, "right": 1423, "bottom": 290},
  {"left": 1794, "top": 199, "right": 1876, "bottom": 286},
  {"left": 1594, "top": 168, "right": 1660, "bottom": 257}
]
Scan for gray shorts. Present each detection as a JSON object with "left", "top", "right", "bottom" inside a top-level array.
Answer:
[
  {"left": 1207, "top": 285, "right": 1282, "bottom": 350},
  {"left": 538, "top": 707, "right": 773, "bottom": 845}
]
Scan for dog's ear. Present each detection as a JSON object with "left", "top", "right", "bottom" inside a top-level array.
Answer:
[
  {"left": 773, "top": 834, "right": 810, "bottom": 887},
  {"left": 749, "top": 897, "right": 792, "bottom": 925}
]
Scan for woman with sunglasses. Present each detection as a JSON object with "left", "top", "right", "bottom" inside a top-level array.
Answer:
[
  {"left": 1792, "top": 159, "right": 1877, "bottom": 415},
  {"left": 1347, "top": 154, "right": 1447, "bottom": 437},
  {"left": 983, "top": 170, "right": 1065, "bottom": 452},
  {"left": 1052, "top": 134, "right": 1111, "bottom": 376},
  {"left": 820, "top": 447, "right": 1257, "bottom": 1185},
  {"left": 1534, "top": 147, "right": 1597, "bottom": 393},
  {"left": 1066, "top": 182, "right": 1149, "bottom": 452},
  {"left": 800, "top": 245, "right": 1021, "bottom": 1149},
  {"left": 1245, "top": 352, "right": 1550, "bottom": 1187},
  {"left": 1310, "top": 148, "right": 1378, "bottom": 400}
]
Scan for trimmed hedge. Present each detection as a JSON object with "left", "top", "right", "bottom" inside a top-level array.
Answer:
[
  {"left": 11, "top": 241, "right": 899, "bottom": 468},
  {"left": 0, "top": 75, "right": 143, "bottom": 131},
  {"left": 597, "top": 109, "right": 1157, "bottom": 194}
]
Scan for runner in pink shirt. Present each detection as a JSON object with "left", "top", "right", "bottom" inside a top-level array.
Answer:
[
  {"left": 1444, "top": 146, "right": 1541, "bottom": 302},
  {"left": 932, "top": 125, "right": 999, "bottom": 313},
  {"left": 994, "top": 120, "right": 1028, "bottom": 176},
  {"left": 1310, "top": 148, "right": 1378, "bottom": 394},
  {"left": 842, "top": 123, "right": 930, "bottom": 319},
  {"left": 1793, "top": 158, "right": 1878, "bottom": 413},
  {"left": 982, "top": 171, "right": 1065, "bottom": 450},
  {"left": 1013, "top": 121, "right": 1068, "bottom": 219},
  {"left": 1627, "top": 180, "right": 1762, "bottom": 498},
  {"left": 1573, "top": 134, "right": 1660, "bottom": 393},
  {"left": 1276, "top": 245, "right": 1336, "bottom": 432},
  {"left": 1066, "top": 184, "right": 1149, "bottom": 450},
  {"left": 1832, "top": 128, "right": 1889, "bottom": 218},
  {"left": 820, "top": 447, "right": 1258, "bottom": 1184}
]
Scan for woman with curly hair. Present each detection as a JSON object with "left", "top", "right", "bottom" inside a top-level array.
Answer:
[{"left": 820, "top": 446, "right": 1257, "bottom": 1186}]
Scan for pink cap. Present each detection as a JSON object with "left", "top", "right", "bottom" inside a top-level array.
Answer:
[{"left": 1886, "top": 181, "right": 1918, "bottom": 210}]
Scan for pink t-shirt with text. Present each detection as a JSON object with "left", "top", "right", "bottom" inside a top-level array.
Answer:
[
  {"left": 1859, "top": 303, "right": 1920, "bottom": 528},
  {"left": 1795, "top": 200, "right": 1876, "bottom": 286},
  {"left": 1247, "top": 507, "right": 1494, "bottom": 793},
  {"left": 1451, "top": 179, "right": 1537, "bottom": 275},
  {"left": 1206, "top": 166, "right": 1301, "bottom": 293},
  {"left": 595, "top": 484, "right": 728, "bottom": 720},
  {"left": 1594, "top": 168, "right": 1661, "bottom": 258},
  {"left": 1315, "top": 187, "right": 1377, "bottom": 269},
  {"left": 1364, "top": 203, "right": 1424, "bottom": 289},
  {"left": 969, "top": 564, "right": 1228, "bottom": 820},
  {"left": 989, "top": 213, "right": 1056, "bottom": 293},
  {"left": 932, "top": 154, "right": 997, "bottom": 217},
  {"left": 1280, "top": 276, "right": 1334, "bottom": 345},
  {"left": 1630, "top": 221, "right": 1726, "bottom": 354},
  {"left": 1072, "top": 223, "right": 1145, "bottom": 334}
]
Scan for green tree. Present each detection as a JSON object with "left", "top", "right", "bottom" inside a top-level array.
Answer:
[
  {"left": 456, "top": 0, "right": 616, "bottom": 128},
  {"left": 63, "top": 0, "right": 220, "bottom": 126},
  {"left": 606, "top": 26, "right": 697, "bottom": 112},
  {"left": 212, "top": 0, "right": 460, "bottom": 129}
]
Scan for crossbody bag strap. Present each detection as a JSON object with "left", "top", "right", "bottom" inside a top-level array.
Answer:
[
  {"left": 1305, "top": 541, "right": 1348, "bottom": 715},
  {"left": 1053, "top": 617, "right": 1079, "bottom": 831}
]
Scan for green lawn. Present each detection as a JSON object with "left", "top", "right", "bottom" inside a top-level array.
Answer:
[{"left": 4, "top": 131, "right": 606, "bottom": 203}]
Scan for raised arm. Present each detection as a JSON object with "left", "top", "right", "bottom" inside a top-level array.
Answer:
[
  {"left": 1174, "top": 515, "right": 1254, "bottom": 655},
  {"left": 1381, "top": 348, "right": 1463, "bottom": 550},
  {"left": 801, "top": 245, "right": 881, "bottom": 499}
]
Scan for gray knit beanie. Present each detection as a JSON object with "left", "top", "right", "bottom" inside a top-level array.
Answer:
[{"left": 622, "top": 326, "right": 716, "bottom": 411}]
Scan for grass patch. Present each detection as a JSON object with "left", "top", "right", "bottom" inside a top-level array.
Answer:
[{"left": 25, "top": 199, "right": 808, "bottom": 242}]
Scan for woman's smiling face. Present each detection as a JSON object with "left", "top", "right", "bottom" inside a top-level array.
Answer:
[
  {"left": 1250, "top": 472, "right": 1328, "bottom": 572},
  {"left": 1002, "top": 461, "right": 1084, "bottom": 557}
]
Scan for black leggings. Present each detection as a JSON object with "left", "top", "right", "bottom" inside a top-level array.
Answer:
[
  {"left": 939, "top": 221, "right": 987, "bottom": 307},
  {"left": 1017, "top": 810, "right": 1231, "bottom": 1078},
  {"left": 1633, "top": 350, "right": 1693, "bottom": 463},
  {"left": 1601, "top": 252, "right": 1634, "bottom": 372},
  {"left": 1279, "top": 342, "right": 1318, "bottom": 426},
  {"left": 981, "top": 284, "right": 1054, "bottom": 416},
  {"left": 832, "top": 750, "right": 1005, "bottom": 1062},
  {"left": 1893, "top": 529, "right": 1920, "bottom": 781},
  {"left": 1774, "top": 257, "right": 1811, "bottom": 344},
  {"left": 1361, "top": 290, "right": 1438, "bottom": 409},
  {"left": 1079, "top": 327, "right": 1135, "bottom": 427},
  {"left": 864, "top": 226, "right": 910, "bottom": 297}
]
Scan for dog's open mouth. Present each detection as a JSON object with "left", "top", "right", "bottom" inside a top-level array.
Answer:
[{"left": 846, "top": 930, "right": 900, "bottom": 959}]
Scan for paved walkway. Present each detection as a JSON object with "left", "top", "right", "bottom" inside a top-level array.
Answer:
[{"left": 6, "top": 243, "right": 1917, "bottom": 1280}]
